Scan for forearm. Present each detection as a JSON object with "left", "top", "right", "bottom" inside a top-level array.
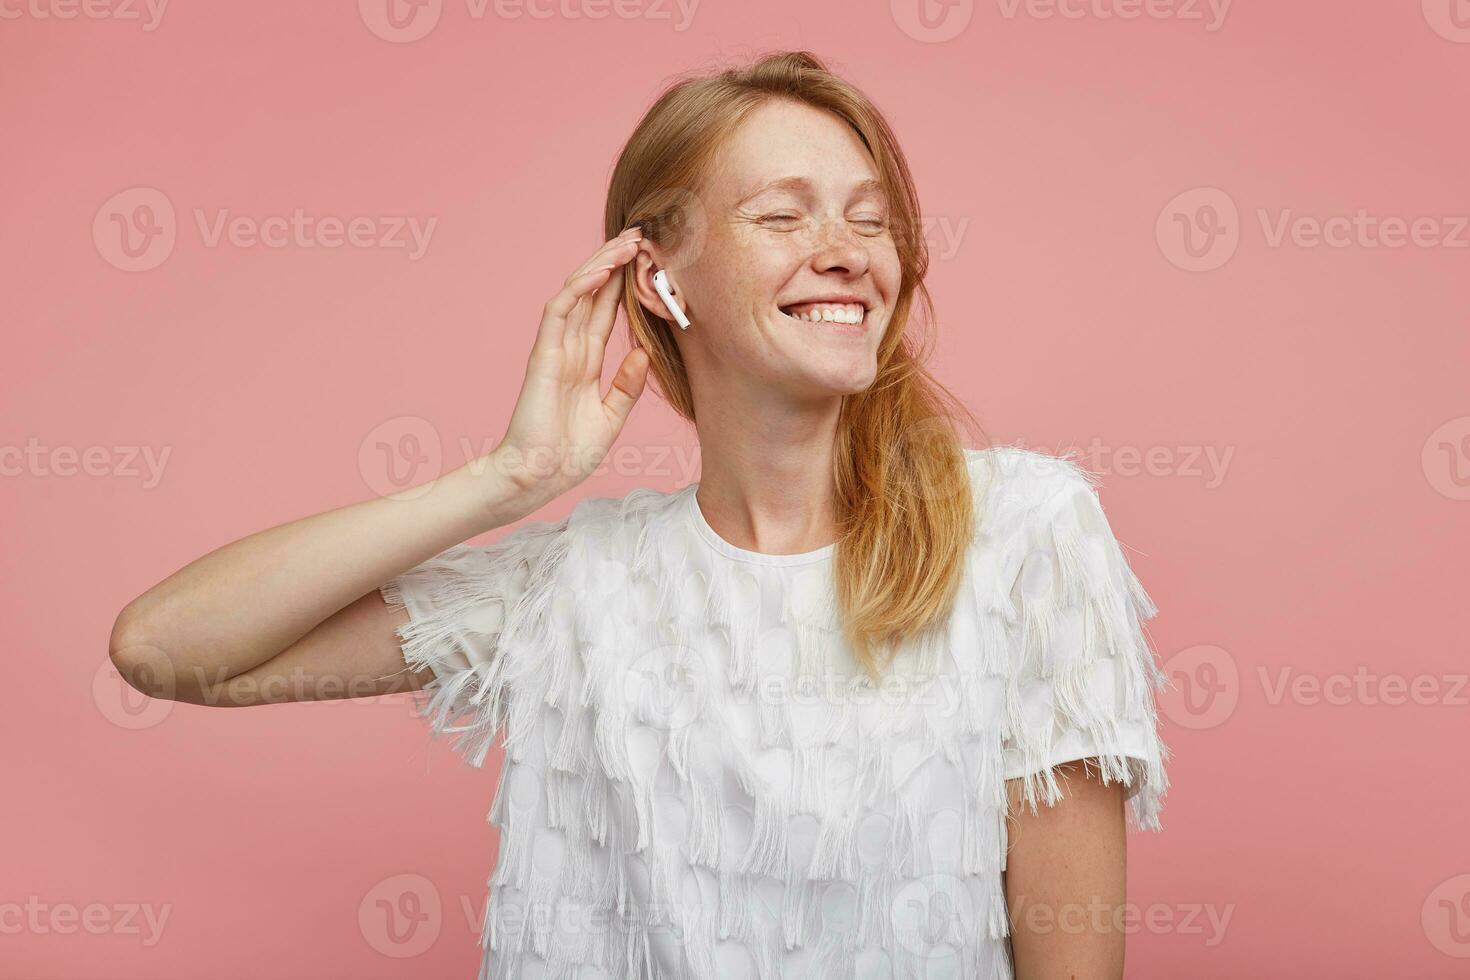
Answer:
[{"left": 110, "top": 452, "right": 533, "bottom": 685}]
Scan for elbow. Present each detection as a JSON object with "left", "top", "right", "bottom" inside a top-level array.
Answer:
[{"left": 108, "top": 604, "right": 184, "bottom": 703}]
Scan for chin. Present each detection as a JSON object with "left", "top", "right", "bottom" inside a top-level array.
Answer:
[{"left": 799, "top": 363, "right": 879, "bottom": 397}]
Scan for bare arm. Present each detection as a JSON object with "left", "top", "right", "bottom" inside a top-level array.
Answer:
[
  {"left": 108, "top": 460, "right": 531, "bottom": 706},
  {"left": 109, "top": 223, "right": 651, "bottom": 707},
  {"left": 1004, "top": 760, "right": 1129, "bottom": 980}
]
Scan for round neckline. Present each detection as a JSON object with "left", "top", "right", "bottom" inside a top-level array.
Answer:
[{"left": 683, "top": 485, "right": 836, "bottom": 566}]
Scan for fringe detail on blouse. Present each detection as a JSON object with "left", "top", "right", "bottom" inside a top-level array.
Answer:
[
  {"left": 381, "top": 445, "right": 1171, "bottom": 977},
  {"left": 997, "top": 446, "right": 1172, "bottom": 833}
]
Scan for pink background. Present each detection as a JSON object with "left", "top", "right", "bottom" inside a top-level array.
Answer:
[{"left": 4, "top": 0, "right": 1469, "bottom": 976}]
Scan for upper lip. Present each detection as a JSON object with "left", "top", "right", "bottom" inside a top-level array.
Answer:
[{"left": 779, "top": 294, "right": 873, "bottom": 311}]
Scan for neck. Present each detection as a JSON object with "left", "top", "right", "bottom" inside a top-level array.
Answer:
[{"left": 688, "top": 378, "right": 843, "bottom": 556}]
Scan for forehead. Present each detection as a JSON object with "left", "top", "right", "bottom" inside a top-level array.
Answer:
[{"left": 705, "top": 100, "right": 885, "bottom": 207}]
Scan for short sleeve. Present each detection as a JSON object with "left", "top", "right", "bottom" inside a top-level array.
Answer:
[
  {"left": 380, "top": 523, "right": 558, "bottom": 768},
  {"left": 1000, "top": 458, "right": 1171, "bottom": 830}
]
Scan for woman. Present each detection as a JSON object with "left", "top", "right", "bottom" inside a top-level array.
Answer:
[{"left": 111, "top": 51, "right": 1169, "bottom": 980}]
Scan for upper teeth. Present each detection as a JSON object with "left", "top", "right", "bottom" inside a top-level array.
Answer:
[{"left": 782, "top": 302, "right": 866, "bottom": 324}]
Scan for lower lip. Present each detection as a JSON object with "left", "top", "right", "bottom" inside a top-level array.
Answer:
[{"left": 778, "top": 309, "right": 869, "bottom": 337}]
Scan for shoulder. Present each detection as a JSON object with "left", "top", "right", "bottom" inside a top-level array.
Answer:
[
  {"left": 557, "top": 483, "right": 686, "bottom": 544},
  {"left": 962, "top": 443, "right": 1102, "bottom": 536},
  {"left": 493, "top": 483, "right": 687, "bottom": 575}
]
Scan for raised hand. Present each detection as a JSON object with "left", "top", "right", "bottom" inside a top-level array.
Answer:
[{"left": 490, "top": 225, "right": 652, "bottom": 509}]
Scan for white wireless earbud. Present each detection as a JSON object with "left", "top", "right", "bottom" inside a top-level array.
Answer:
[{"left": 652, "top": 268, "right": 691, "bottom": 331}]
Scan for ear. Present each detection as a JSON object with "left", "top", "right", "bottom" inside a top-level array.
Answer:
[{"left": 630, "top": 247, "right": 687, "bottom": 325}]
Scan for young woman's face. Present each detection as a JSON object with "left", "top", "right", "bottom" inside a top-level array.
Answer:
[{"left": 640, "top": 99, "right": 902, "bottom": 402}]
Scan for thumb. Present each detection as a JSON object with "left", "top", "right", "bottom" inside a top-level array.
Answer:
[{"left": 602, "top": 347, "right": 650, "bottom": 430}]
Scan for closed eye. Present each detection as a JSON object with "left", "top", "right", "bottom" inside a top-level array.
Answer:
[{"left": 758, "top": 212, "right": 888, "bottom": 235}]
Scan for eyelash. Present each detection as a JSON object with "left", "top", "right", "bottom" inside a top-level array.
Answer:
[{"left": 760, "top": 213, "right": 889, "bottom": 232}]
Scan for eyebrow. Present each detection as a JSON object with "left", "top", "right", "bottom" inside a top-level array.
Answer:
[{"left": 735, "top": 175, "right": 888, "bottom": 207}]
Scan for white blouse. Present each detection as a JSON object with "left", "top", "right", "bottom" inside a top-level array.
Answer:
[{"left": 381, "top": 445, "right": 1170, "bottom": 980}]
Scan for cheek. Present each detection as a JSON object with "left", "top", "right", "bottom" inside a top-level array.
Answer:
[
  {"left": 739, "top": 258, "right": 802, "bottom": 306},
  {"left": 876, "top": 248, "right": 902, "bottom": 294},
  {"left": 705, "top": 233, "right": 788, "bottom": 297}
]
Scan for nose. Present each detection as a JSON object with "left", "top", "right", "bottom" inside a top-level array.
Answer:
[{"left": 807, "top": 212, "right": 872, "bottom": 278}]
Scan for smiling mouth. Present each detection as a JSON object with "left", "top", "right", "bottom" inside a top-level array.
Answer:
[{"left": 777, "top": 302, "right": 870, "bottom": 333}]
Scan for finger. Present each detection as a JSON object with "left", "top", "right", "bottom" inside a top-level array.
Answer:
[
  {"left": 567, "top": 228, "right": 643, "bottom": 286},
  {"left": 566, "top": 254, "right": 629, "bottom": 345},
  {"left": 537, "top": 265, "right": 618, "bottom": 353},
  {"left": 566, "top": 238, "right": 641, "bottom": 350},
  {"left": 566, "top": 262, "right": 620, "bottom": 348},
  {"left": 568, "top": 236, "right": 640, "bottom": 288},
  {"left": 601, "top": 347, "right": 650, "bottom": 432},
  {"left": 581, "top": 242, "right": 637, "bottom": 354},
  {"left": 540, "top": 229, "right": 641, "bottom": 353}
]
